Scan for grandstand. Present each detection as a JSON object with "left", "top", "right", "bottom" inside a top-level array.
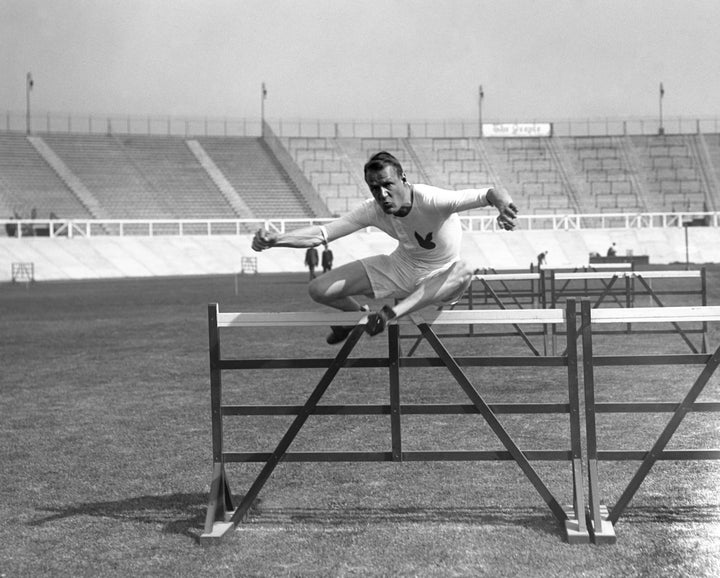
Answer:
[
  {"left": 1, "top": 123, "right": 719, "bottom": 280},
  {"left": 2, "top": 129, "right": 719, "bottom": 221}
]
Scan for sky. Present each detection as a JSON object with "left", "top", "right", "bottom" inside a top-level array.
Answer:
[{"left": 2, "top": 0, "right": 719, "bottom": 123}]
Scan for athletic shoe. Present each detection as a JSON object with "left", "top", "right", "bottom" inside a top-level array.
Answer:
[
  {"left": 326, "top": 305, "right": 369, "bottom": 345},
  {"left": 326, "top": 325, "right": 353, "bottom": 344}
]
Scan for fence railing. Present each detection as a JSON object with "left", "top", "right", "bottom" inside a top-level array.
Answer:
[
  {"left": 2, "top": 213, "right": 718, "bottom": 239},
  {"left": 4, "top": 111, "right": 720, "bottom": 139}
]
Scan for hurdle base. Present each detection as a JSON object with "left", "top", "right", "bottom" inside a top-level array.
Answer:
[
  {"left": 563, "top": 505, "right": 590, "bottom": 544},
  {"left": 199, "top": 511, "right": 238, "bottom": 546},
  {"left": 588, "top": 505, "right": 617, "bottom": 545}
]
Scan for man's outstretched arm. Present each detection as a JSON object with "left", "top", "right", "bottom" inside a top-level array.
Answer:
[{"left": 251, "top": 225, "right": 326, "bottom": 251}]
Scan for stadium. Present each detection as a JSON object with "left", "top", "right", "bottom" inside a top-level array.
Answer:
[
  {"left": 2, "top": 116, "right": 720, "bottom": 279},
  {"left": 2, "top": 2, "right": 719, "bottom": 577}
]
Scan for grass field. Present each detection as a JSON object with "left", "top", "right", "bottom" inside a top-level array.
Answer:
[{"left": 1, "top": 269, "right": 719, "bottom": 577}]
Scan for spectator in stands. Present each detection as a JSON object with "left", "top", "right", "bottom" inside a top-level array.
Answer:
[
  {"left": 321, "top": 244, "right": 334, "bottom": 273},
  {"left": 607, "top": 243, "right": 617, "bottom": 257},
  {"left": 304, "top": 246, "right": 319, "bottom": 280},
  {"left": 252, "top": 151, "right": 518, "bottom": 344}
]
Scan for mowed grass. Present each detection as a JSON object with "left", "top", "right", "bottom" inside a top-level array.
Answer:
[{"left": 1, "top": 269, "right": 719, "bottom": 577}]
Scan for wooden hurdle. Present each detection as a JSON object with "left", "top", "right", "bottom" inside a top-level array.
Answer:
[
  {"left": 579, "top": 300, "right": 720, "bottom": 544},
  {"left": 200, "top": 301, "right": 589, "bottom": 545},
  {"left": 550, "top": 268, "right": 708, "bottom": 354}
]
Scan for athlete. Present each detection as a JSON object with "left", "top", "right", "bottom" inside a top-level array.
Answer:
[{"left": 252, "top": 151, "right": 518, "bottom": 343}]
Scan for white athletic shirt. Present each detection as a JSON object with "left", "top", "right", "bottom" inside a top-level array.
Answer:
[{"left": 324, "top": 184, "right": 491, "bottom": 273}]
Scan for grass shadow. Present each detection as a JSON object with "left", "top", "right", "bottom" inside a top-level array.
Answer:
[
  {"left": 28, "top": 492, "right": 207, "bottom": 540},
  {"left": 27, "top": 491, "right": 575, "bottom": 542}
]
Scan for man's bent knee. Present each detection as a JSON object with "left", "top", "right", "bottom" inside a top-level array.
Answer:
[
  {"left": 308, "top": 276, "right": 331, "bottom": 304},
  {"left": 440, "top": 260, "right": 473, "bottom": 304}
]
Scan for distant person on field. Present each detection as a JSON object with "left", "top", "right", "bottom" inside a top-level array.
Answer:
[
  {"left": 537, "top": 250, "right": 548, "bottom": 268},
  {"left": 322, "top": 244, "right": 334, "bottom": 273},
  {"left": 252, "top": 151, "right": 518, "bottom": 344},
  {"left": 304, "top": 246, "right": 319, "bottom": 280},
  {"left": 607, "top": 243, "right": 617, "bottom": 257}
]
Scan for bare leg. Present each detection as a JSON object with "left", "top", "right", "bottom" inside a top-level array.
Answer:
[
  {"left": 308, "top": 260, "right": 373, "bottom": 312},
  {"left": 392, "top": 260, "right": 473, "bottom": 319}
]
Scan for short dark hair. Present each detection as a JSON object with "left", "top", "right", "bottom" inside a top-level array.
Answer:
[{"left": 364, "top": 151, "right": 404, "bottom": 178}]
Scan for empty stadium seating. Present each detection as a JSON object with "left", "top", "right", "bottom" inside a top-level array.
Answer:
[
  {"left": 199, "top": 137, "right": 313, "bottom": 219},
  {"left": 0, "top": 133, "right": 93, "bottom": 219},
  {"left": 630, "top": 135, "right": 709, "bottom": 212},
  {"left": 1, "top": 131, "right": 718, "bottom": 223}
]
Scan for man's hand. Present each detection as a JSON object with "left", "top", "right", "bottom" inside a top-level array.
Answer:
[
  {"left": 251, "top": 228, "right": 276, "bottom": 252},
  {"left": 487, "top": 188, "right": 519, "bottom": 231},
  {"left": 364, "top": 305, "right": 397, "bottom": 336}
]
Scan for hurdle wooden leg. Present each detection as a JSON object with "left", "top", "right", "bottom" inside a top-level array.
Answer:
[
  {"left": 200, "top": 463, "right": 235, "bottom": 545},
  {"left": 580, "top": 300, "right": 617, "bottom": 544},
  {"left": 563, "top": 299, "right": 590, "bottom": 544}
]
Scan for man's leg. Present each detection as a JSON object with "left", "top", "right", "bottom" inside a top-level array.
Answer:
[
  {"left": 394, "top": 260, "right": 473, "bottom": 318},
  {"left": 364, "top": 260, "right": 473, "bottom": 336},
  {"left": 308, "top": 260, "right": 374, "bottom": 344},
  {"left": 308, "top": 260, "right": 373, "bottom": 311}
]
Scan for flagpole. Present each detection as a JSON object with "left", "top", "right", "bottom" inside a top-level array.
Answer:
[
  {"left": 478, "top": 85, "right": 484, "bottom": 138},
  {"left": 26, "top": 72, "right": 33, "bottom": 135},
  {"left": 658, "top": 82, "right": 664, "bottom": 136},
  {"left": 261, "top": 82, "right": 266, "bottom": 136}
]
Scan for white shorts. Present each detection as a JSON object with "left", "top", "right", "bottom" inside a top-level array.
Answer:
[{"left": 359, "top": 254, "right": 468, "bottom": 304}]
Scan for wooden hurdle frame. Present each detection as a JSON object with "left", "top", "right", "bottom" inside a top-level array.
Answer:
[
  {"left": 201, "top": 301, "right": 589, "bottom": 545},
  {"left": 579, "top": 300, "right": 720, "bottom": 543},
  {"left": 550, "top": 268, "right": 708, "bottom": 354}
]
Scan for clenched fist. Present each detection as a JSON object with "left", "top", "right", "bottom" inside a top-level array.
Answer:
[
  {"left": 251, "top": 228, "right": 276, "bottom": 252},
  {"left": 487, "top": 188, "right": 519, "bottom": 231}
]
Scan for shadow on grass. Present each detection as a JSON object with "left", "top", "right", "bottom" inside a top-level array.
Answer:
[
  {"left": 28, "top": 492, "right": 207, "bottom": 540},
  {"left": 28, "top": 491, "right": 719, "bottom": 544},
  {"left": 621, "top": 504, "right": 720, "bottom": 523},
  {"left": 26, "top": 492, "right": 572, "bottom": 541}
]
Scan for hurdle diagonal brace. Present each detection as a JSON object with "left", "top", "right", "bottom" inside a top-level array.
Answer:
[
  {"left": 475, "top": 279, "right": 542, "bottom": 356},
  {"left": 409, "top": 300, "right": 588, "bottom": 542},
  {"left": 406, "top": 274, "right": 543, "bottom": 357},
  {"left": 581, "top": 300, "right": 720, "bottom": 543},
  {"left": 633, "top": 274, "right": 699, "bottom": 354},
  {"left": 201, "top": 307, "right": 369, "bottom": 544},
  {"left": 233, "top": 324, "right": 364, "bottom": 530}
]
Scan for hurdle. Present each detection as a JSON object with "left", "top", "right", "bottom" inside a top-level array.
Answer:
[
  {"left": 11, "top": 262, "right": 35, "bottom": 284},
  {"left": 579, "top": 300, "right": 720, "bottom": 543},
  {"left": 549, "top": 268, "right": 709, "bottom": 354},
  {"left": 240, "top": 256, "right": 258, "bottom": 274},
  {"left": 200, "top": 301, "right": 589, "bottom": 545},
  {"left": 402, "top": 272, "right": 547, "bottom": 356}
]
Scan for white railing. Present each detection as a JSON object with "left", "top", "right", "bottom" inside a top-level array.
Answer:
[
  {"left": 2, "top": 212, "right": 718, "bottom": 239},
  {"left": 4, "top": 111, "right": 720, "bottom": 138}
]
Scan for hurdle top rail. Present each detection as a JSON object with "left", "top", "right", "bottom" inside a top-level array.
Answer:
[{"left": 216, "top": 307, "right": 565, "bottom": 328}]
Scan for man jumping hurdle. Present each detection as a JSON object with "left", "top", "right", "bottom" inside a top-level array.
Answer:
[{"left": 252, "top": 151, "right": 518, "bottom": 343}]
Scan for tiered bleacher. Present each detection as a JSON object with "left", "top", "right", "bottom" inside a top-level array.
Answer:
[
  {"left": 0, "top": 133, "right": 92, "bottom": 219},
  {"left": 1, "top": 131, "right": 719, "bottom": 222}
]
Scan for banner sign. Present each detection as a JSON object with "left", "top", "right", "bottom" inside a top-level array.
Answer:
[{"left": 483, "top": 123, "right": 553, "bottom": 138}]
